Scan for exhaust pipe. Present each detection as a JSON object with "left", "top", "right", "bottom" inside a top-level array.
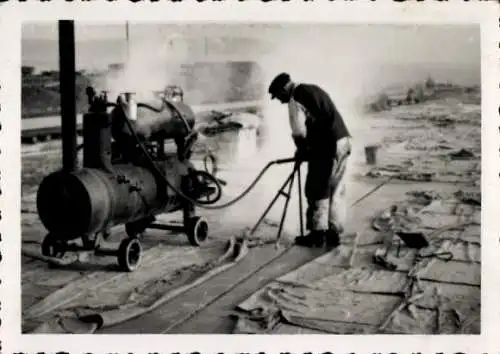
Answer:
[{"left": 58, "top": 20, "right": 77, "bottom": 172}]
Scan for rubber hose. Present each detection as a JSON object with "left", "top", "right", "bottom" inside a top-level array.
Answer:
[
  {"left": 203, "top": 154, "right": 218, "bottom": 175},
  {"left": 117, "top": 101, "right": 289, "bottom": 210},
  {"left": 189, "top": 170, "right": 223, "bottom": 205},
  {"left": 134, "top": 101, "right": 221, "bottom": 175}
]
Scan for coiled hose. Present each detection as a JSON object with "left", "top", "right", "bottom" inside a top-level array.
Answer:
[{"left": 117, "top": 100, "right": 296, "bottom": 210}]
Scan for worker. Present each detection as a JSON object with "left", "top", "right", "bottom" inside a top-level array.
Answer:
[{"left": 268, "top": 72, "right": 352, "bottom": 248}]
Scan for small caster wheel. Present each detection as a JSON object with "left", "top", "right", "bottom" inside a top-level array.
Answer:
[
  {"left": 186, "top": 216, "right": 209, "bottom": 246},
  {"left": 118, "top": 237, "right": 142, "bottom": 272},
  {"left": 41, "top": 233, "right": 66, "bottom": 258}
]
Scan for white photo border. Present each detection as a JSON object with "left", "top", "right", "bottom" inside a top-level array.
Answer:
[{"left": 0, "top": 1, "right": 499, "bottom": 353}]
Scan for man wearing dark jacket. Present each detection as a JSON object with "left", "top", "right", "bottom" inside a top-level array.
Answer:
[{"left": 268, "top": 72, "right": 352, "bottom": 248}]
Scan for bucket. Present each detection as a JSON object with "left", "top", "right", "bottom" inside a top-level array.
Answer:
[{"left": 364, "top": 145, "right": 378, "bottom": 165}]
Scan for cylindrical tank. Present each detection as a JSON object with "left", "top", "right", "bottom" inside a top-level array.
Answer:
[
  {"left": 36, "top": 161, "right": 184, "bottom": 239},
  {"left": 111, "top": 100, "right": 196, "bottom": 143}
]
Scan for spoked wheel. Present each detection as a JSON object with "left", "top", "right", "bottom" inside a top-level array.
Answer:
[
  {"left": 117, "top": 237, "right": 142, "bottom": 272},
  {"left": 186, "top": 216, "right": 209, "bottom": 247},
  {"left": 41, "top": 233, "right": 67, "bottom": 258}
]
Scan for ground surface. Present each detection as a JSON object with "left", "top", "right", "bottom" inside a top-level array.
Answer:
[{"left": 21, "top": 91, "right": 481, "bottom": 334}]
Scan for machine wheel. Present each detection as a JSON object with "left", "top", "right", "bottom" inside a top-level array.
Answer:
[
  {"left": 117, "top": 238, "right": 142, "bottom": 272},
  {"left": 186, "top": 216, "right": 209, "bottom": 246},
  {"left": 41, "top": 233, "right": 66, "bottom": 258}
]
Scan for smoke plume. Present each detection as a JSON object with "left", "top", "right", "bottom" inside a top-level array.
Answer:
[
  {"left": 97, "top": 27, "right": 237, "bottom": 106},
  {"left": 245, "top": 26, "right": 385, "bottom": 232},
  {"left": 89, "top": 24, "right": 478, "bottom": 236}
]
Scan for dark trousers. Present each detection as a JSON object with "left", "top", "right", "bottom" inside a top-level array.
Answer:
[{"left": 304, "top": 137, "right": 351, "bottom": 233}]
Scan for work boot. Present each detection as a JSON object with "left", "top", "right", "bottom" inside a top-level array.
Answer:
[
  {"left": 325, "top": 229, "right": 340, "bottom": 250},
  {"left": 295, "top": 231, "right": 325, "bottom": 248}
]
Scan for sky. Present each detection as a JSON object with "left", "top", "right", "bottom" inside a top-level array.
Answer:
[
  {"left": 21, "top": 22, "right": 481, "bottom": 103},
  {"left": 23, "top": 23, "right": 130, "bottom": 41},
  {"left": 22, "top": 22, "right": 480, "bottom": 66}
]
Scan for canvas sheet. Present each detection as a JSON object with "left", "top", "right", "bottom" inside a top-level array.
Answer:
[
  {"left": 233, "top": 195, "right": 481, "bottom": 334},
  {"left": 24, "top": 237, "right": 249, "bottom": 334}
]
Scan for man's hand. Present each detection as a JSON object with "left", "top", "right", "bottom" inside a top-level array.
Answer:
[{"left": 294, "top": 147, "right": 309, "bottom": 162}]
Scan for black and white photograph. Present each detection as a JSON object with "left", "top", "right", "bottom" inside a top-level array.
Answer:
[{"left": 20, "top": 21, "right": 482, "bottom": 335}]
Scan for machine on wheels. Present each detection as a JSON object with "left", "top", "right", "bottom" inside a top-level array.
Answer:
[{"left": 36, "top": 87, "right": 223, "bottom": 271}]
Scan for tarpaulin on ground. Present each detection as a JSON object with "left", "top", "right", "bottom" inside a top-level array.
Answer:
[
  {"left": 363, "top": 100, "right": 480, "bottom": 186},
  {"left": 23, "top": 237, "right": 249, "bottom": 334},
  {"left": 232, "top": 192, "right": 481, "bottom": 334}
]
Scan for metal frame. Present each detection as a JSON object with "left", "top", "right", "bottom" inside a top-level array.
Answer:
[{"left": 250, "top": 160, "right": 305, "bottom": 242}]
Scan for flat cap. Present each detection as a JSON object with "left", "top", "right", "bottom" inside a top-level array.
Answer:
[{"left": 268, "top": 72, "right": 291, "bottom": 98}]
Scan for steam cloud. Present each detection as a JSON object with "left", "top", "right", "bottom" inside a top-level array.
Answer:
[
  {"left": 93, "top": 25, "right": 394, "bottom": 235},
  {"left": 248, "top": 26, "right": 389, "bottom": 231},
  {"left": 98, "top": 30, "right": 237, "bottom": 106},
  {"left": 90, "top": 24, "right": 478, "bottom": 236}
]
